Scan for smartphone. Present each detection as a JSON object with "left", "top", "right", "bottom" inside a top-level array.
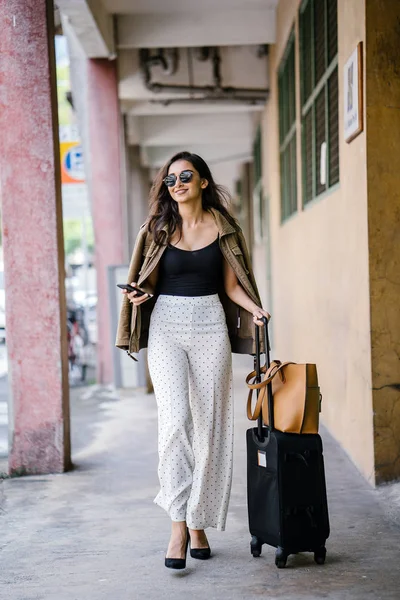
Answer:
[{"left": 117, "top": 283, "right": 153, "bottom": 297}]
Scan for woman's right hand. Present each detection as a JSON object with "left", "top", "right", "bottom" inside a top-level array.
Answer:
[{"left": 122, "top": 282, "right": 151, "bottom": 306}]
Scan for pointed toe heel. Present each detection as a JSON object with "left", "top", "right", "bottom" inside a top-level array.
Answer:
[
  {"left": 165, "top": 529, "right": 189, "bottom": 570},
  {"left": 165, "top": 557, "right": 187, "bottom": 569},
  {"left": 188, "top": 529, "right": 211, "bottom": 560},
  {"left": 190, "top": 547, "right": 211, "bottom": 560}
]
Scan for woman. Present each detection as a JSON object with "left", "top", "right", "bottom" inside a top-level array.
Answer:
[{"left": 115, "top": 151, "right": 270, "bottom": 569}]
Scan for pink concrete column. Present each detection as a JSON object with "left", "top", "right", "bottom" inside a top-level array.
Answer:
[
  {"left": 0, "top": 1, "right": 71, "bottom": 474},
  {"left": 87, "top": 60, "right": 124, "bottom": 384}
]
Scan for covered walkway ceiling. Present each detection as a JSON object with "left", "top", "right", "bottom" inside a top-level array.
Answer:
[{"left": 57, "top": 0, "right": 278, "bottom": 178}]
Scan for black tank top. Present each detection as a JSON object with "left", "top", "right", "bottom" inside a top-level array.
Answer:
[{"left": 155, "top": 237, "right": 223, "bottom": 297}]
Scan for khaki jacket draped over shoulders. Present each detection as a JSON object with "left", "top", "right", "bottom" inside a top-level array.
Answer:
[{"left": 115, "top": 207, "right": 266, "bottom": 357}]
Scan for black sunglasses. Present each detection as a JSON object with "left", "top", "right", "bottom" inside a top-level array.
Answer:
[{"left": 163, "top": 170, "right": 194, "bottom": 187}]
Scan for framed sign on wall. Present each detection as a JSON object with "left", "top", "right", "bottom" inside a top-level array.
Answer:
[{"left": 344, "top": 42, "right": 363, "bottom": 143}]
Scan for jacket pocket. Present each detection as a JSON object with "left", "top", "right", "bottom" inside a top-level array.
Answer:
[{"left": 231, "top": 245, "right": 249, "bottom": 274}]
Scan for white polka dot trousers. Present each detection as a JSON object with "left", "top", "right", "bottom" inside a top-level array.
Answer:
[{"left": 147, "top": 294, "right": 234, "bottom": 531}]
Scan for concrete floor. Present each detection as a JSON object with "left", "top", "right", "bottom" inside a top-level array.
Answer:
[{"left": 1, "top": 355, "right": 400, "bottom": 600}]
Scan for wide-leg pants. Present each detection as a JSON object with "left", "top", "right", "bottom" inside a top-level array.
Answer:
[{"left": 147, "top": 294, "right": 234, "bottom": 531}]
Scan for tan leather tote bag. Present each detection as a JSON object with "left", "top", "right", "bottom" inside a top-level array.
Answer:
[{"left": 246, "top": 360, "right": 322, "bottom": 434}]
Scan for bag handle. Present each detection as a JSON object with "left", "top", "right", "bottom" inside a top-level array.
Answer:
[
  {"left": 246, "top": 360, "right": 297, "bottom": 422},
  {"left": 247, "top": 385, "right": 264, "bottom": 421},
  {"left": 245, "top": 364, "right": 267, "bottom": 389},
  {"left": 246, "top": 369, "right": 278, "bottom": 421},
  {"left": 246, "top": 361, "right": 295, "bottom": 390}
]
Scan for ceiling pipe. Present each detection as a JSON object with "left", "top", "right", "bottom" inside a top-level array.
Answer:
[
  {"left": 194, "top": 47, "right": 211, "bottom": 62},
  {"left": 139, "top": 48, "right": 179, "bottom": 79},
  {"left": 211, "top": 47, "right": 222, "bottom": 91},
  {"left": 150, "top": 94, "right": 268, "bottom": 106},
  {"left": 139, "top": 46, "right": 269, "bottom": 104}
]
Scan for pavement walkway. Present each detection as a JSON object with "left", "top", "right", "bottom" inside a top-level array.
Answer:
[{"left": 1, "top": 354, "right": 400, "bottom": 600}]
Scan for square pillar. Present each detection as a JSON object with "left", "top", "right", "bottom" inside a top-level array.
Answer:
[
  {"left": 0, "top": 0, "right": 71, "bottom": 474},
  {"left": 87, "top": 59, "right": 125, "bottom": 384},
  {"left": 365, "top": 0, "right": 400, "bottom": 483}
]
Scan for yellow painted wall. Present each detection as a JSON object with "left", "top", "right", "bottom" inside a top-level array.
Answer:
[
  {"left": 259, "top": 0, "right": 376, "bottom": 482},
  {"left": 365, "top": 0, "right": 400, "bottom": 483}
]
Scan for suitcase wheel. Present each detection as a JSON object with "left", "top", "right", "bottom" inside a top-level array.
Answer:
[
  {"left": 314, "top": 546, "right": 327, "bottom": 565},
  {"left": 275, "top": 546, "right": 287, "bottom": 568},
  {"left": 250, "top": 536, "right": 263, "bottom": 557}
]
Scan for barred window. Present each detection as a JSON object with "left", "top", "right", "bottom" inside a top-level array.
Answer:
[
  {"left": 278, "top": 32, "right": 297, "bottom": 222},
  {"left": 300, "top": 0, "right": 339, "bottom": 204}
]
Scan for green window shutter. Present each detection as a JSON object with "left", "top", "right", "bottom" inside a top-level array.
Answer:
[
  {"left": 303, "top": 108, "right": 313, "bottom": 203},
  {"left": 327, "top": 0, "right": 338, "bottom": 63},
  {"left": 300, "top": 0, "right": 313, "bottom": 105},
  {"left": 314, "top": 0, "right": 326, "bottom": 85},
  {"left": 328, "top": 67, "right": 339, "bottom": 185},
  {"left": 289, "top": 135, "right": 298, "bottom": 215},
  {"left": 279, "top": 31, "right": 297, "bottom": 222},
  {"left": 300, "top": 0, "right": 339, "bottom": 204},
  {"left": 253, "top": 127, "right": 264, "bottom": 242},
  {"left": 288, "top": 42, "right": 296, "bottom": 129},
  {"left": 315, "top": 88, "right": 326, "bottom": 196}
]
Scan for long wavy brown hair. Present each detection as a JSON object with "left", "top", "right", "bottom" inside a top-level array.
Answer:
[{"left": 147, "top": 151, "right": 238, "bottom": 245}]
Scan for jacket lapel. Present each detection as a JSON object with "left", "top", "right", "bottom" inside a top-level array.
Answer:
[{"left": 209, "top": 207, "right": 236, "bottom": 237}]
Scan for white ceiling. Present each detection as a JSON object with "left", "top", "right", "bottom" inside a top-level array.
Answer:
[
  {"left": 102, "top": 0, "right": 278, "bottom": 14},
  {"left": 117, "top": 10, "right": 276, "bottom": 48},
  {"left": 140, "top": 143, "right": 254, "bottom": 169},
  {"left": 135, "top": 113, "right": 255, "bottom": 147}
]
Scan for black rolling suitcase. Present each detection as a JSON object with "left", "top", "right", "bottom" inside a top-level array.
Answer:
[{"left": 246, "top": 317, "right": 330, "bottom": 568}]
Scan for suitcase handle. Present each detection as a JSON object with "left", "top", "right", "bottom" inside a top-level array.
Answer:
[{"left": 254, "top": 316, "right": 274, "bottom": 436}]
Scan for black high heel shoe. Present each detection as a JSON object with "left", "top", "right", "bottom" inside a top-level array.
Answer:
[
  {"left": 165, "top": 529, "right": 189, "bottom": 570},
  {"left": 188, "top": 530, "right": 211, "bottom": 560}
]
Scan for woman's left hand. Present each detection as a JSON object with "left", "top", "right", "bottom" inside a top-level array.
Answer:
[{"left": 252, "top": 308, "right": 271, "bottom": 327}]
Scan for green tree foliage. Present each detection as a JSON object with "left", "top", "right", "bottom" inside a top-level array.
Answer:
[
  {"left": 56, "top": 63, "right": 72, "bottom": 126},
  {"left": 63, "top": 218, "right": 94, "bottom": 257}
]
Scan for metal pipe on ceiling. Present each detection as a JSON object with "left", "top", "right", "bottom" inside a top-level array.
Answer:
[{"left": 138, "top": 46, "right": 269, "bottom": 104}]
